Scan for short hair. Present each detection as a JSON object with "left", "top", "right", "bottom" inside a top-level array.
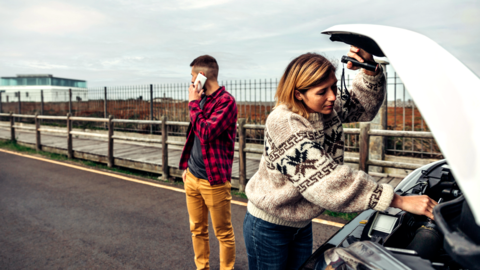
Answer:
[
  {"left": 275, "top": 53, "right": 336, "bottom": 119},
  {"left": 190, "top": 55, "right": 219, "bottom": 80}
]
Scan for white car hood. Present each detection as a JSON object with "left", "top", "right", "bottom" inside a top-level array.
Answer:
[{"left": 322, "top": 24, "right": 480, "bottom": 225}]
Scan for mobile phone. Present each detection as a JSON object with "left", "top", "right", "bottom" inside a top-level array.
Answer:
[{"left": 194, "top": 73, "right": 207, "bottom": 93}]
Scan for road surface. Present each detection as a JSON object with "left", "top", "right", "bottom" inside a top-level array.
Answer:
[{"left": 0, "top": 150, "right": 342, "bottom": 270}]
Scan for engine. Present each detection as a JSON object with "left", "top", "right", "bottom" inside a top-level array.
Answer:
[
  {"left": 303, "top": 160, "right": 480, "bottom": 270},
  {"left": 356, "top": 161, "right": 461, "bottom": 268}
]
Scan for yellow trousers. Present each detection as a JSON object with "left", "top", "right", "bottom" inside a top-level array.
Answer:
[{"left": 185, "top": 170, "right": 236, "bottom": 270}]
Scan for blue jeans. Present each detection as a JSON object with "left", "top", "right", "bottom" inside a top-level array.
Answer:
[{"left": 243, "top": 211, "right": 313, "bottom": 270}]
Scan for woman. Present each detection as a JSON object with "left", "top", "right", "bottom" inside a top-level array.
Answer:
[{"left": 243, "top": 47, "right": 437, "bottom": 270}]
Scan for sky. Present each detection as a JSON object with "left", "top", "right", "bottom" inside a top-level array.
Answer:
[{"left": 1, "top": 0, "right": 479, "bottom": 95}]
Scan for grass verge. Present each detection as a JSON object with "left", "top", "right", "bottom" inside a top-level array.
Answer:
[
  {"left": 323, "top": 210, "right": 359, "bottom": 221},
  {"left": 0, "top": 139, "right": 356, "bottom": 221}
]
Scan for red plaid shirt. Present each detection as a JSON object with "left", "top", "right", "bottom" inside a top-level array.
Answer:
[{"left": 179, "top": 86, "right": 237, "bottom": 185}]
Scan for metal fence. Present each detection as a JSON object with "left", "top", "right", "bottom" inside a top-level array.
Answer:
[{"left": 0, "top": 74, "right": 442, "bottom": 158}]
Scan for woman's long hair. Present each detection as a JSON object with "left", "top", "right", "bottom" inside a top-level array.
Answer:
[{"left": 275, "top": 53, "right": 336, "bottom": 119}]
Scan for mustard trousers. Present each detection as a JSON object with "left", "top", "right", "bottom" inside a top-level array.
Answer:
[{"left": 185, "top": 170, "right": 236, "bottom": 270}]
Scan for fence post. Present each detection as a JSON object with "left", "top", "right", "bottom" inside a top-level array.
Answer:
[
  {"left": 238, "top": 118, "right": 247, "bottom": 192},
  {"left": 40, "top": 90, "right": 44, "bottom": 115},
  {"left": 67, "top": 113, "right": 73, "bottom": 159},
  {"left": 369, "top": 113, "right": 384, "bottom": 173},
  {"left": 161, "top": 115, "right": 168, "bottom": 180},
  {"left": 359, "top": 122, "right": 371, "bottom": 173},
  {"left": 366, "top": 61, "right": 389, "bottom": 173},
  {"left": 69, "top": 88, "right": 72, "bottom": 115},
  {"left": 18, "top": 91, "right": 21, "bottom": 114},
  {"left": 35, "top": 113, "right": 41, "bottom": 151},
  {"left": 107, "top": 115, "right": 114, "bottom": 168},
  {"left": 10, "top": 112, "right": 15, "bottom": 142},
  {"left": 150, "top": 84, "right": 153, "bottom": 134}
]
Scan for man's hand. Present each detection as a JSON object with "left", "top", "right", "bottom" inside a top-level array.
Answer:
[
  {"left": 182, "top": 170, "right": 187, "bottom": 182},
  {"left": 390, "top": 193, "right": 439, "bottom": 220},
  {"left": 188, "top": 81, "right": 204, "bottom": 102},
  {"left": 346, "top": 46, "right": 379, "bottom": 76}
]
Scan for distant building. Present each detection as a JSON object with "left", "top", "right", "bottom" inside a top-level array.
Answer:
[{"left": 0, "top": 74, "right": 88, "bottom": 102}]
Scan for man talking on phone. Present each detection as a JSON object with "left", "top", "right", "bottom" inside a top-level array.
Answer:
[{"left": 179, "top": 55, "right": 237, "bottom": 270}]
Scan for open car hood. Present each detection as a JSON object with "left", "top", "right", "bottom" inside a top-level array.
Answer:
[{"left": 322, "top": 24, "right": 480, "bottom": 225}]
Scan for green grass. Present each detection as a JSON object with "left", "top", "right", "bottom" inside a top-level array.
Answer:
[
  {"left": 0, "top": 140, "right": 66, "bottom": 159},
  {"left": 323, "top": 210, "right": 359, "bottom": 221},
  {"left": 231, "top": 190, "right": 248, "bottom": 200},
  {"left": 0, "top": 139, "right": 356, "bottom": 221}
]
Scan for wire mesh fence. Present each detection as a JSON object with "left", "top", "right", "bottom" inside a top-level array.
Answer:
[{"left": 0, "top": 74, "right": 442, "bottom": 158}]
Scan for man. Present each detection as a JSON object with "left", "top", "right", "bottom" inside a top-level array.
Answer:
[{"left": 179, "top": 55, "right": 237, "bottom": 270}]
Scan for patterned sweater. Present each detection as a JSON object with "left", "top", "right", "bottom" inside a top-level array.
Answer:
[{"left": 245, "top": 69, "right": 394, "bottom": 228}]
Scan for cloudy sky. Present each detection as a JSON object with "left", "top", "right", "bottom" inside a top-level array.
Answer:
[{"left": 1, "top": 0, "right": 479, "bottom": 89}]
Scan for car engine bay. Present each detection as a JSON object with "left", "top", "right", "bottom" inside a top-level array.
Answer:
[{"left": 302, "top": 160, "right": 480, "bottom": 270}]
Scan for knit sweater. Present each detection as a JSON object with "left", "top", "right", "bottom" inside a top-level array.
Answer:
[{"left": 245, "top": 69, "right": 394, "bottom": 228}]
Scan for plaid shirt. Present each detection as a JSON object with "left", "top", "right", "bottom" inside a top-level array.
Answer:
[{"left": 179, "top": 86, "right": 237, "bottom": 185}]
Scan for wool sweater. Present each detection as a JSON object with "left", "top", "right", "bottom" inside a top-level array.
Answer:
[{"left": 245, "top": 69, "right": 394, "bottom": 228}]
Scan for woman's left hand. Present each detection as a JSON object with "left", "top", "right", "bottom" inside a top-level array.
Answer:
[{"left": 347, "top": 46, "right": 378, "bottom": 75}]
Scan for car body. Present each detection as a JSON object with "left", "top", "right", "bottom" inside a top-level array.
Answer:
[{"left": 300, "top": 24, "right": 480, "bottom": 270}]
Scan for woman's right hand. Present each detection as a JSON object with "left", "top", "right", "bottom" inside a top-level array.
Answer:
[{"left": 390, "top": 193, "right": 438, "bottom": 220}]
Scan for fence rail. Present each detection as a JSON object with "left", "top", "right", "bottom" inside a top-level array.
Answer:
[
  {"left": 0, "top": 112, "right": 436, "bottom": 191},
  {"left": 368, "top": 130, "right": 434, "bottom": 139}
]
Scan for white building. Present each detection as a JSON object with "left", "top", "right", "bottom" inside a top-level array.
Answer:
[{"left": 0, "top": 74, "right": 88, "bottom": 102}]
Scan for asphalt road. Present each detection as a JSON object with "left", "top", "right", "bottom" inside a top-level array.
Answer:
[{"left": 0, "top": 151, "right": 341, "bottom": 270}]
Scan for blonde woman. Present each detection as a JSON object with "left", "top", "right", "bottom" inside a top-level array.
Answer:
[{"left": 243, "top": 48, "right": 437, "bottom": 270}]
